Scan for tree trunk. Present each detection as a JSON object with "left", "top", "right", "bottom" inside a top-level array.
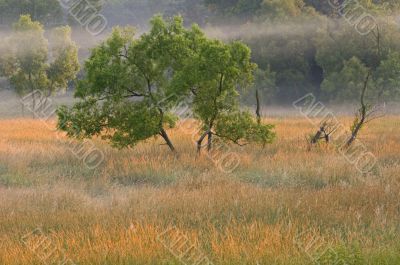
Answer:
[
  {"left": 256, "top": 89, "right": 261, "bottom": 125},
  {"left": 346, "top": 123, "right": 362, "bottom": 147},
  {"left": 207, "top": 131, "right": 213, "bottom": 152},
  {"left": 197, "top": 130, "right": 209, "bottom": 155},
  {"left": 346, "top": 72, "right": 370, "bottom": 147},
  {"left": 31, "top": 89, "right": 36, "bottom": 119},
  {"left": 324, "top": 133, "right": 330, "bottom": 143},
  {"left": 28, "top": 73, "right": 36, "bottom": 119},
  {"left": 160, "top": 128, "right": 177, "bottom": 153},
  {"left": 311, "top": 129, "right": 323, "bottom": 144}
]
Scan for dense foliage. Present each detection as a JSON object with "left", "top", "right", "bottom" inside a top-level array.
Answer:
[{"left": 57, "top": 16, "right": 275, "bottom": 153}]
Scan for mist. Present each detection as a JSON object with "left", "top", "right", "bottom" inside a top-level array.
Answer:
[{"left": 1, "top": 1, "right": 400, "bottom": 111}]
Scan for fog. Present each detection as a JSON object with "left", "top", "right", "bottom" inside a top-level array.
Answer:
[
  {"left": 204, "top": 19, "right": 324, "bottom": 40},
  {"left": 0, "top": 18, "right": 326, "bottom": 59},
  {"left": 0, "top": 2, "right": 399, "bottom": 117}
]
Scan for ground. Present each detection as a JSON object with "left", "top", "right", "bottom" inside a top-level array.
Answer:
[{"left": 0, "top": 117, "right": 399, "bottom": 265}]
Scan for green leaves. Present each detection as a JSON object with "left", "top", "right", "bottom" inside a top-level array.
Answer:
[
  {"left": 58, "top": 15, "right": 276, "bottom": 153},
  {"left": 175, "top": 24, "right": 275, "bottom": 150},
  {"left": 215, "top": 111, "right": 276, "bottom": 146},
  {"left": 58, "top": 16, "right": 199, "bottom": 151}
]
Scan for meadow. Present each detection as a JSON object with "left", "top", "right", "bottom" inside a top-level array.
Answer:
[{"left": 0, "top": 116, "right": 399, "bottom": 265}]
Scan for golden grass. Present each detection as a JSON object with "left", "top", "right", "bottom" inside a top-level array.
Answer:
[{"left": 0, "top": 117, "right": 400, "bottom": 264}]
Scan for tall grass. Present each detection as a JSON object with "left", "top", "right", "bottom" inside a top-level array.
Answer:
[{"left": 0, "top": 117, "right": 399, "bottom": 264}]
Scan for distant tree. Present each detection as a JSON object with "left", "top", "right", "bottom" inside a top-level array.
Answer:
[
  {"left": 346, "top": 71, "right": 385, "bottom": 147},
  {"left": 240, "top": 67, "right": 276, "bottom": 117},
  {"left": 47, "top": 26, "right": 80, "bottom": 96},
  {"left": 57, "top": 16, "right": 195, "bottom": 153},
  {"left": 0, "top": 15, "right": 79, "bottom": 117},
  {"left": 259, "top": 0, "right": 313, "bottom": 19},
  {"left": 321, "top": 57, "right": 371, "bottom": 102},
  {"left": 204, "top": 0, "right": 263, "bottom": 19},
  {"left": 204, "top": 0, "right": 315, "bottom": 22},
  {"left": 375, "top": 51, "right": 400, "bottom": 101}
]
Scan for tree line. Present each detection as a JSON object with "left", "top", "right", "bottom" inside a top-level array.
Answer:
[{"left": 1, "top": 0, "right": 400, "bottom": 103}]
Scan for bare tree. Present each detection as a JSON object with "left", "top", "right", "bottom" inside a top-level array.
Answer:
[
  {"left": 346, "top": 72, "right": 385, "bottom": 147},
  {"left": 255, "top": 88, "right": 261, "bottom": 125},
  {"left": 310, "top": 121, "right": 336, "bottom": 145}
]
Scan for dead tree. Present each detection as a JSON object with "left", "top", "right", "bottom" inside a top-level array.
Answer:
[
  {"left": 309, "top": 120, "right": 337, "bottom": 150},
  {"left": 346, "top": 72, "right": 385, "bottom": 147},
  {"left": 311, "top": 122, "right": 332, "bottom": 144},
  {"left": 255, "top": 88, "right": 261, "bottom": 125}
]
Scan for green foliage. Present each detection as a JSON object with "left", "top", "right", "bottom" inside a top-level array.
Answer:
[
  {"left": 375, "top": 51, "right": 400, "bottom": 100},
  {"left": 0, "top": 15, "right": 79, "bottom": 98},
  {"left": 321, "top": 57, "right": 370, "bottom": 102},
  {"left": 47, "top": 26, "right": 80, "bottom": 94},
  {"left": 316, "top": 244, "right": 365, "bottom": 265},
  {"left": 259, "top": 0, "right": 314, "bottom": 19},
  {"left": 203, "top": 0, "right": 400, "bottom": 103},
  {"left": 59, "top": 15, "right": 275, "bottom": 153},
  {"left": 58, "top": 16, "right": 198, "bottom": 150},
  {"left": 176, "top": 27, "right": 275, "bottom": 148},
  {"left": 314, "top": 17, "right": 400, "bottom": 102},
  {"left": 205, "top": 0, "right": 315, "bottom": 21},
  {"left": 215, "top": 111, "right": 275, "bottom": 146}
]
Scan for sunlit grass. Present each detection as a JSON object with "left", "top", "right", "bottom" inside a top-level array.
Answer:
[{"left": 0, "top": 117, "right": 399, "bottom": 264}]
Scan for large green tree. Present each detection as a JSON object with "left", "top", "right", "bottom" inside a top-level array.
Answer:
[
  {"left": 58, "top": 15, "right": 275, "bottom": 154},
  {"left": 57, "top": 16, "right": 196, "bottom": 152}
]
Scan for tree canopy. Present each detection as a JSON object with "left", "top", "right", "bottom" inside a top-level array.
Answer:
[{"left": 57, "top": 15, "right": 276, "bottom": 154}]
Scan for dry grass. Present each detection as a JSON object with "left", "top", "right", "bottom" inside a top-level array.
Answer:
[{"left": 0, "top": 117, "right": 400, "bottom": 264}]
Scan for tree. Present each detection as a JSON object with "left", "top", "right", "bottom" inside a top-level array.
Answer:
[
  {"left": 320, "top": 57, "right": 370, "bottom": 102},
  {"left": 375, "top": 51, "right": 400, "bottom": 101},
  {"left": 47, "top": 26, "right": 80, "bottom": 95},
  {"left": 0, "top": 15, "right": 79, "bottom": 117},
  {"left": 174, "top": 34, "right": 275, "bottom": 153},
  {"left": 57, "top": 16, "right": 196, "bottom": 153},
  {"left": 345, "top": 71, "right": 385, "bottom": 147},
  {"left": 58, "top": 15, "right": 275, "bottom": 155}
]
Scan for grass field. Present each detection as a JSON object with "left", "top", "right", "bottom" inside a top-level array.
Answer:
[{"left": 0, "top": 117, "right": 399, "bottom": 265}]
